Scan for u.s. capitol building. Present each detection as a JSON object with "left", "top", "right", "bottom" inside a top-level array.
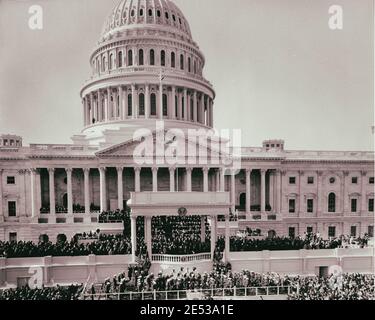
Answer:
[{"left": 0, "top": 0, "right": 373, "bottom": 247}]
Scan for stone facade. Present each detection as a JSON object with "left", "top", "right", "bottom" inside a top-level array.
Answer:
[{"left": 0, "top": 0, "right": 374, "bottom": 244}]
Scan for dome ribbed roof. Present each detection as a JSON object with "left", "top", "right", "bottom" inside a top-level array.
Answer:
[{"left": 101, "top": 0, "right": 192, "bottom": 40}]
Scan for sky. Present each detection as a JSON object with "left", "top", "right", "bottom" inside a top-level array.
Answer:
[{"left": 0, "top": 0, "right": 373, "bottom": 151}]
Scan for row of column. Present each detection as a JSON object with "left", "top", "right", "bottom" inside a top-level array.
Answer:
[
  {"left": 130, "top": 213, "right": 231, "bottom": 263},
  {"left": 101, "top": 167, "right": 222, "bottom": 212},
  {"left": 83, "top": 85, "right": 213, "bottom": 127}
]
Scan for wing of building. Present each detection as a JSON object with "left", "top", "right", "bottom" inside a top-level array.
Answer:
[{"left": 0, "top": 0, "right": 374, "bottom": 243}]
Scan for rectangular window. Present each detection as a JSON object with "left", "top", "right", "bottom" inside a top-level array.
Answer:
[
  {"left": 289, "top": 199, "right": 296, "bottom": 213},
  {"left": 7, "top": 176, "right": 15, "bottom": 185},
  {"left": 328, "top": 226, "right": 336, "bottom": 238},
  {"left": 307, "top": 227, "right": 313, "bottom": 234},
  {"left": 368, "top": 226, "right": 374, "bottom": 237},
  {"left": 288, "top": 227, "right": 296, "bottom": 238},
  {"left": 350, "top": 226, "right": 357, "bottom": 237},
  {"left": 289, "top": 177, "right": 296, "bottom": 185},
  {"left": 351, "top": 177, "right": 358, "bottom": 184},
  {"left": 307, "top": 199, "right": 314, "bottom": 213},
  {"left": 307, "top": 177, "right": 314, "bottom": 184},
  {"left": 9, "top": 232, "right": 17, "bottom": 243},
  {"left": 351, "top": 199, "right": 357, "bottom": 213},
  {"left": 369, "top": 177, "right": 374, "bottom": 184},
  {"left": 369, "top": 199, "right": 374, "bottom": 212},
  {"left": 8, "top": 201, "right": 16, "bottom": 217}
]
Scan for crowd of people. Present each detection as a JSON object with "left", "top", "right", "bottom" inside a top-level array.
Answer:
[
  {"left": 151, "top": 216, "right": 211, "bottom": 255},
  {"left": 99, "top": 210, "right": 130, "bottom": 224},
  {"left": 0, "top": 234, "right": 132, "bottom": 258},
  {"left": 288, "top": 273, "right": 375, "bottom": 300},
  {"left": 222, "top": 233, "right": 370, "bottom": 252},
  {"left": 0, "top": 285, "right": 83, "bottom": 300}
]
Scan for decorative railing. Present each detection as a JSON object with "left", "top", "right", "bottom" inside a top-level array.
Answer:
[
  {"left": 152, "top": 253, "right": 212, "bottom": 263},
  {"left": 82, "top": 286, "right": 293, "bottom": 301}
]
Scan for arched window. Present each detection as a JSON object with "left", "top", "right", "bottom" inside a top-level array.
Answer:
[
  {"left": 194, "top": 60, "right": 197, "bottom": 74},
  {"left": 165, "top": 12, "right": 169, "bottom": 19},
  {"left": 109, "top": 53, "right": 113, "bottom": 70},
  {"left": 175, "top": 96, "right": 178, "bottom": 118},
  {"left": 102, "top": 56, "right": 106, "bottom": 72},
  {"left": 160, "top": 50, "right": 166, "bottom": 66},
  {"left": 157, "top": 10, "right": 161, "bottom": 17},
  {"left": 128, "top": 94, "right": 133, "bottom": 116},
  {"left": 150, "top": 49, "right": 155, "bottom": 66},
  {"left": 140, "top": 9, "right": 144, "bottom": 16},
  {"left": 139, "top": 49, "right": 144, "bottom": 66},
  {"left": 118, "top": 51, "right": 123, "bottom": 68},
  {"left": 163, "top": 94, "right": 168, "bottom": 116},
  {"left": 148, "top": 9, "right": 153, "bottom": 16},
  {"left": 328, "top": 193, "right": 336, "bottom": 213},
  {"left": 131, "top": 9, "right": 135, "bottom": 17},
  {"left": 180, "top": 54, "right": 184, "bottom": 70},
  {"left": 188, "top": 57, "right": 191, "bottom": 72},
  {"left": 150, "top": 93, "right": 157, "bottom": 116},
  {"left": 171, "top": 52, "right": 176, "bottom": 68},
  {"left": 128, "top": 50, "right": 133, "bottom": 66},
  {"left": 139, "top": 93, "right": 145, "bottom": 116}
]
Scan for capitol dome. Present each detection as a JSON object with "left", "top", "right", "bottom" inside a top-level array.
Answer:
[
  {"left": 79, "top": 0, "right": 215, "bottom": 146},
  {"left": 100, "top": 0, "right": 192, "bottom": 41}
]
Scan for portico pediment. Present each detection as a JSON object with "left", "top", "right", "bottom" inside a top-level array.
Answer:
[{"left": 95, "top": 130, "right": 230, "bottom": 164}]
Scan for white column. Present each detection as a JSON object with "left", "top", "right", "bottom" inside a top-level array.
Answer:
[
  {"left": 131, "top": 215, "right": 137, "bottom": 263},
  {"left": 97, "top": 90, "right": 102, "bottom": 122},
  {"left": 131, "top": 84, "right": 136, "bottom": 119},
  {"left": 145, "top": 216, "right": 152, "bottom": 257},
  {"left": 200, "top": 94, "right": 205, "bottom": 124},
  {"left": 269, "top": 172, "right": 274, "bottom": 213},
  {"left": 48, "top": 168, "right": 56, "bottom": 215},
  {"left": 90, "top": 93, "right": 94, "bottom": 123},
  {"left": 83, "top": 168, "right": 90, "bottom": 214},
  {"left": 83, "top": 97, "right": 88, "bottom": 126},
  {"left": 152, "top": 167, "right": 158, "bottom": 192},
  {"left": 30, "top": 169, "right": 37, "bottom": 218},
  {"left": 118, "top": 86, "right": 123, "bottom": 120},
  {"left": 200, "top": 216, "right": 206, "bottom": 242},
  {"left": 216, "top": 169, "right": 220, "bottom": 191},
  {"left": 99, "top": 167, "right": 107, "bottom": 212},
  {"left": 117, "top": 167, "right": 124, "bottom": 210},
  {"left": 145, "top": 84, "right": 150, "bottom": 119},
  {"left": 134, "top": 167, "right": 141, "bottom": 192},
  {"left": 275, "top": 170, "right": 281, "bottom": 214},
  {"left": 186, "top": 168, "right": 192, "bottom": 192},
  {"left": 317, "top": 171, "right": 323, "bottom": 216},
  {"left": 107, "top": 87, "right": 111, "bottom": 120},
  {"left": 246, "top": 169, "right": 251, "bottom": 214},
  {"left": 66, "top": 168, "right": 73, "bottom": 214},
  {"left": 224, "top": 213, "right": 230, "bottom": 262},
  {"left": 178, "top": 90, "right": 183, "bottom": 120},
  {"left": 171, "top": 86, "right": 176, "bottom": 119},
  {"left": 231, "top": 171, "right": 236, "bottom": 213},
  {"left": 260, "top": 169, "right": 266, "bottom": 213},
  {"left": 343, "top": 171, "right": 349, "bottom": 213},
  {"left": 210, "top": 215, "right": 217, "bottom": 258},
  {"left": 361, "top": 171, "right": 367, "bottom": 213},
  {"left": 193, "top": 91, "right": 197, "bottom": 123},
  {"left": 159, "top": 84, "right": 163, "bottom": 120},
  {"left": 183, "top": 88, "right": 188, "bottom": 121},
  {"left": 298, "top": 171, "right": 304, "bottom": 215},
  {"left": 169, "top": 168, "right": 175, "bottom": 192},
  {"left": 220, "top": 168, "right": 225, "bottom": 192},
  {"left": 209, "top": 99, "right": 213, "bottom": 127},
  {"left": 0, "top": 170, "right": 3, "bottom": 222},
  {"left": 203, "top": 167, "right": 209, "bottom": 193}
]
